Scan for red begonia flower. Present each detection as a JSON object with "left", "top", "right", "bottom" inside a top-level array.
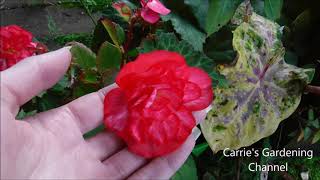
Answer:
[
  {"left": 0, "top": 25, "right": 47, "bottom": 71},
  {"left": 140, "top": 0, "right": 170, "bottom": 24},
  {"left": 104, "top": 50, "right": 213, "bottom": 158}
]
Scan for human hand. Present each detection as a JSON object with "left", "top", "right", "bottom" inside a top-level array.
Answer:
[{"left": 1, "top": 48, "right": 209, "bottom": 179}]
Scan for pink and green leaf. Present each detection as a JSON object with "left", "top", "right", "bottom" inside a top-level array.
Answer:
[{"left": 201, "top": 5, "right": 314, "bottom": 153}]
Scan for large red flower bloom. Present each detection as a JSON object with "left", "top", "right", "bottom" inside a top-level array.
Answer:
[
  {"left": 104, "top": 50, "right": 213, "bottom": 158},
  {"left": 0, "top": 25, "right": 46, "bottom": 71}
]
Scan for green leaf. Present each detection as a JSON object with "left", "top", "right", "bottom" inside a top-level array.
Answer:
[
  {"left": 162, "top": 13, "right": 206, "bottom": 51},
  {"left": 96, "top": 41, "right": 122, "bottom": 74},
  {"left": 308, "top": 109, "right": 315, "bottom": 121},
  {"left": 206, "top": 0, "right": 243, "bottom": 36},
  {"left": 70, "top": 42, "right": 96, "bottom": 71},
  {"left": 92, "top": 19, "right": 112, "bottom": 53},
  {"left": 139, "top": 31, "right": 226, "bottom": 87},
  {"left": 83, "top": 124, "right": 105, "bottom": 139},
  {"left": 184, "top": 0, "right": 208, "bottom": 29},
  {"left": 16, "top": 109, "right": 37, "bottom": 120},
  {"left": 192, "top": 142, "right": 209, "bottom": 157},
  {"left": 91, "top": 18, "right": 125, "bottom": 53},
  {"left": 309, "top": 119, "right": 319, "bottom": 129},
  {"left": 171, "top": 155, "right": 197, "bottom": 180},
  {"left": 101, "top": 6, "right": 129, "bottom": 28},
  {"left": 83, "top": 71, "right": 99, "bottom": 84},
  {"left": 101, "top": 69, "right": 119, "bottom": 86},
  {"left": 251, "top": 0, "right": 265, "bottom": 16},
  {"left": 120, "top": 0, "right": 137, "bottom": 10},
  {"left": 115, "top": 24, "right": 125, "bottom": 44},
  {"left": 204, "top": 25, "right": 237, "bottom": 64},
  {"left": 51, "top": 75, "right": 70, "bottom": 93},
  {"left": 210, "top": 71, "right": 229, "bottom": 88},
  {"left": 73, "top": 83, "right": 99, "bottom": 98},
  {"left": 206, "top": 50, "right": 236, "bottom": 63},
  {"left": 201, "top": 11, "right": 314, "bottom": 153},
  {"left": 304, "top": 127, "right": 312, "bottom": 141},
  {"left": 284, "top": 51, "right": 298, "bottom": 66},
  {"left": 127, "top": 48, "right": 139, "bottom": 58},
  {"left": 304, "top": 68, "right": 315, "bottom": 82},
  {"left": 312, "top": 130, "right": 320, "bottom": 144},
  {"left": 264, "top": 0, "right": 283, "bottom": 21},
  {"left": 38, "top": 93, "right": 61, "bottom": 111},
  {"left": 101, "top": 19, "right": 121, "bottom": 48},
  {"left": 292, "top": 9, "right": 311, "bottom": 31}
]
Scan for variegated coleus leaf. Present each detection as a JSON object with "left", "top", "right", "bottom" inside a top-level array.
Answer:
[{"left": 200, "top": 6, "right": 315, "bottom": 153}]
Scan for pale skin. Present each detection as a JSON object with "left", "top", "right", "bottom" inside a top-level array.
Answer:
[{"left": 0, "top": 47, "right": 208, "bottom": 179}]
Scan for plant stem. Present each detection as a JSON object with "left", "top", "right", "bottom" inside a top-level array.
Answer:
[
  {"left": 305, "top": 85, "right": 320, "bottom": 95},
  {"left": 123, "top": 15, "right": 138, "bottom": 53},
  {"left": 79, "top": 0, "right": 97, "bottom": 26}
]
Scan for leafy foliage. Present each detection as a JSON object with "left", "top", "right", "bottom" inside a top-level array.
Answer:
[
  {"left": 184, "top": 0, "right": 208, "bottom": 30},
  {"left": 201, "top": 6, "right": 314, "bottom": 152},
  {"left": 264, "top": 0, "right": 283, "bottom": 20},
  {"left": 171, "top": 155, "right": 198, "bottom": 180},
  {"left": 192, "top": 143, "right": 209, "bottom": 157},
  {"left": 140, "top": 31, "right": 227, "bottom": 88},
  {"left": 60, "top": 0, "right": 115, "bottom": 12},
  {"left": 162, "top": 13, "right": 206, "bottom": 51},
  {"left": 206, "top": 0, "right": 243, "bottom": 36},
  {"left": 96, "top": 41, "right": 121, "bottom": 73},
  {"left": 70, "top": 42, "right": 97, "bottom": 71}
]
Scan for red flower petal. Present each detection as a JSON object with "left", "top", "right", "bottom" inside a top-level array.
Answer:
[
  {"left": 182, "top": 67, "right": 212, "bottom": 89},
  {"left": 179, "top": 67, "right": 213, "bottom": 111},
  {"left": 183, "top": 87, "right": 213, "bottom": 111},
  {"left": 183, "top": 82, "right": 201, "bottom": 102},
  {"left": 104, "top": 50, "right": 213, "bottom": 158},
  {"left": 116, "top": 50, "right": 186, "bottom": 86},
  {"left": 147, "top": 0, "right": 171, "bottom": 15},
  {"left": 0, "top": 59, "right": 7, "bottom": 71},
  {"left": 0, "top": 25, "right": 39, "bottom": 71},
  {"left": 104, "top": 88, "right": 129, "bottom": 135},
  {"left": 141, "top": 7, "right": 161, "bottom": 24},
  {"left": 127, "top": 106, "right": 195, "bottom": 158}
]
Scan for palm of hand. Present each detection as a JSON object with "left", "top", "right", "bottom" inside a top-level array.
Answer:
[{"left": 1, "top": 48, "right": 205, "bottom": 179}]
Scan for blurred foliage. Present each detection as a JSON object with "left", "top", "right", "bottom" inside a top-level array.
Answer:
[
  {"left": 59, "top": 0, "right": 115, "bottom": 12},
  {"left": 172, "top": 155, "right": 198, "bottom": 180},
  {"left": 53, "top": 33, "right": 93, "bottom": 47}
]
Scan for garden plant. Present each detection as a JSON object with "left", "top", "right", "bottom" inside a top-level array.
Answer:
[{"left": 1, "top": 0, "right": 320, "bottom": 179}]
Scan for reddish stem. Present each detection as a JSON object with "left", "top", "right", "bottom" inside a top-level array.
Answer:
[
  {"left": 305, "top": 85, "right": 320, "bottom": 95},
  {"left": 123, "top": 13, "right": 139, "bottom": 53}
]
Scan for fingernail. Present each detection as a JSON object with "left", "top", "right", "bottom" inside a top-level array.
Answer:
[
  {"left": 192, "top": 126, "right": 201, "bottom": 140},
  {"left": 205, "top": 105, "right": 212, "bottom": 113},
  {"left": 63, "top": 46, "right": 72, "bottom": 50}
]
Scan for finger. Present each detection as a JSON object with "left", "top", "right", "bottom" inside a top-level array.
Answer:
[
  {"left": 1, "top": 47, "right": 71, "bottom": 113},
  {"left": 193, "top": 105, "right": 212, "bottom": 124},
  {"left": 86, "top": 131, "right": 124, "bottom": 160},
  {"left": 102, "top": 149, "right": 148, "bottom": 180},
  {"left": 128, "top": 128, "right": 200, "bottom": 180},
  {"left": 62, "top": 84, "right": 117, "bottom": 134}
]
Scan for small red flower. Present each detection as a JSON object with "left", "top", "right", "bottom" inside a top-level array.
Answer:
[
  {"left": 104, "top": 50, "right": 213, "bottom": 158},
  {"left": 140, "top": 0, "right": 170, "bottom": 24},
  {"left": 0, "top": 25, "right": 47, "bottom": 71}
]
